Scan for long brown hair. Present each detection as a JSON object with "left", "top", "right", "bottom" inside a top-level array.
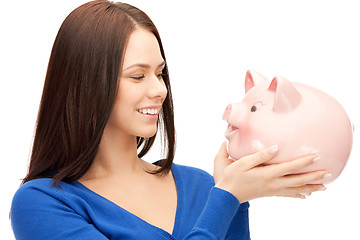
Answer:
[{"left": 22, "top": 0, "right": 175, "bottom": 185}]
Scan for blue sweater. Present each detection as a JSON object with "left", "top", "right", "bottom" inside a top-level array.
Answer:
[{"left": 11, "top": 163, "right": 250, "bottom": 240}]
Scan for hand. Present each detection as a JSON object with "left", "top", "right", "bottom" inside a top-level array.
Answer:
[{"left": 213, "top": 142, "right": 328, "bottom": 203}]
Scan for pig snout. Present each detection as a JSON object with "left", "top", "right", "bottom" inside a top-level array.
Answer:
[
  {"left": 223, "top": 103, "right": 244, "bottom": 127},
  {"left": 223, "top": 104, "right": 242, "bottom": 140},
  {"left": 222, "top": 104, "right": 232, "bottom": 121}
]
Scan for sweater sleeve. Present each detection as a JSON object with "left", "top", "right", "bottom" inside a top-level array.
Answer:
[
  {"left": 11, "top": 183, "right": 109, "bottom": 240},
  {"left": 226, "top": 201, "right": 250, "bottom": 240},
  {"left": 183, "top": 187, "right": 250, "bottom": 240}
]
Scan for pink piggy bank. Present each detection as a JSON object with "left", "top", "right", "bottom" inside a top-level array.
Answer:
[{"left": 223, "top": 70, "right": 353, "bottom": 184}]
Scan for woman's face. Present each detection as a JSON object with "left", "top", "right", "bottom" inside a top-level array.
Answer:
[{"left": 106, "top": 28, "right": 168, "bottom": 139}]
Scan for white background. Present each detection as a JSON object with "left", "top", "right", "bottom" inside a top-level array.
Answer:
[{"left": 1, "top": 0, "right": 359, "bottom": 239}]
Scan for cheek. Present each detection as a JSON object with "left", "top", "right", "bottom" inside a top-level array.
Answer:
[
  {"left": 163, "top": 88, "right": 168, "bottom": 102},
  {"left": 116, "top": 81, "right": 145, "bottom": 112},
  {"left": 107, "top": 102, "right": 124, "bottom": 128},
  {"left": 107, "top": 92, "right": 135, "bottom": 127}
]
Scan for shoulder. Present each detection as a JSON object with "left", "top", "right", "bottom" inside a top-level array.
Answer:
[
  {"left": 12, "top": 179, "right": 61, "bottom": 207},
  {"left": 172, "top": 163, "right": 215, "bottom": 188},
  {"left": 11, "top": 179, "right": 64, "bottom": 238},
  {"left": 11, "top": 178, "right": 83, "bottom": 221},
  {"left": 172, "top": 163, "right": 213, "bottom": 180},
  {"left": 11, "top": 179, "right": 110, "bottom": 239}
]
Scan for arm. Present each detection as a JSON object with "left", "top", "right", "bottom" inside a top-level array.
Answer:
[
  {"left": 189, "top": 142, "right": 327, "bottom": 240},
  {"left": 183, "top": 187, "right": 246, "bottom": 240},
  {"left": 225, "top": 201, "right": 250, "bottom": 240},
  {"left": 11, "top": 184, "right": 109, "bottom": 240}
]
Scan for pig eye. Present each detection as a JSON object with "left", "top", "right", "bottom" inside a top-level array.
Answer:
[{"left": 251, "top": 102, "right": 263, "bottom": 112}]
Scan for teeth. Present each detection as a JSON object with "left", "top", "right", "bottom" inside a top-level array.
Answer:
[{"left": 137, "top": 108, "right": 159, "bottom": 115}]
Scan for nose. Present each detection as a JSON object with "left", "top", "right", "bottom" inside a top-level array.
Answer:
[
  {"left": 148, "top": 75, "right": 168, "bottom": 100},
  {"left": 222, "top": 104, "right": 232, "bottom": 121},
  {"left": 223, "top": 103, "right": 245, "bottom": 126}
]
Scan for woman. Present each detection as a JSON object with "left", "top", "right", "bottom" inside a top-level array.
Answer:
[{"left": 10, "top": 1, "right": 328, "bottom": 239}]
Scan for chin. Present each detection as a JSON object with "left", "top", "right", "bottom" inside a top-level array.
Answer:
[
  {"left": 139, "top": 133, "right": 157, "bottom": 139},
  {"left": 137, "top": 128, "right": 158, "bottom": 139},
  {"left": 227, "top": 140, "right": 242, "bottom": 160}
]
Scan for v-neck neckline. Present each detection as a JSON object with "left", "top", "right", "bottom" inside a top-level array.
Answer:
[{"left": 73, "top": 163, "right": 182, "bottom": 238}]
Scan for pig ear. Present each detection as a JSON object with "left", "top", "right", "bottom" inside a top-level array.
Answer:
[
  {"left": 268, "top": 76, "right": 302, "bottom": 113},
  {"left": 245, "top": 70, "right": 268, "bottom": 93}
]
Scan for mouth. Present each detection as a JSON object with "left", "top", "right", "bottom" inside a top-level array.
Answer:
[
  {"left": 225, "top": 123, "right": 239, "bottom": 139},
  {"left": 136, "top": 106, "right": 161, "bottom": 116}
]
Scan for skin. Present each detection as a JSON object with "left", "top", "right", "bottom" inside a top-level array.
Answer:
[
  {"left": 79, "top": 27, "right": 177, "bottom": 233},
  {"left": 214, "top": 142, "right": 328, "bottom": 203},
  {"left": 79, "top": 27, "right": 328, "bottom": 234}
]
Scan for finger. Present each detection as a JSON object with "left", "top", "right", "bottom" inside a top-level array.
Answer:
[
  {"left": 214, "top": 142, "right": 233, "bottom": 180},
  {"left": 293, "top": 184, "right": 327, "bottom": 195},
  {"left": 214, "top": 142, "right": 233, "bottom": 168},
  {"left": 281, "top": 170, "right": 329, "bottom": 187},
  {"left": 215, "top": 141, "right": 229, "bottom": 160},
  {"left": 273, "top": 189, "right": 308, "bottom": 199},
  {"left": 292, "top": 184, "right": 327, "bottom": 199},
  {"left": 269, "top": 154, "right": 319, "bottom": 177},
  {"left": 276, "top": 184, "right": 326, "bottom": 199},
  {"left": 236, "top": 145, "right": 279, "bottom": 170}
]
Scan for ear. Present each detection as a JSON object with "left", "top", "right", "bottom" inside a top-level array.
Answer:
[
  {"left": 245, "top": 70, "right": 268, "bottom": 93},
  {"left": 268, "top": 76, "right": 302, "bottom": 113}
]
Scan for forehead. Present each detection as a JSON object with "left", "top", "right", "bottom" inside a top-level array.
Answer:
[{"left": 122, "top": 28, "right": 164, "bottom": 68}]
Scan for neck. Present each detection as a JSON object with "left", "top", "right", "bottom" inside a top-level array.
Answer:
[{"left": 83, "top": 126, "right": 145, "bottom": 181}]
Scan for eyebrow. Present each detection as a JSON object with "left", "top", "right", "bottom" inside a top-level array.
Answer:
[{"left": 123, "top": 61, "right": 166, "bottom": 71}]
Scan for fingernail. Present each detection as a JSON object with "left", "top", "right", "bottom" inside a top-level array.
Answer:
[
  {"left": 299, "top": 194, "right": 306, "bottom": 199},
  {"left": 318, "top": 186, "right": 327, "bottom": 191},
  {"left": 312, "top": 156, "right": 320, "bottom": 163},
  {"left": 268, "top": 145, "right": 278, "bottom": 155}
]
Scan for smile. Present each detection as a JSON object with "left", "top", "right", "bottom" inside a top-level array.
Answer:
[
  {"left": 225, "top": 123, "right": 239, "bottom": 139},
  {"left": 136, "top": 107, "right": 161, "bottom": 115}
]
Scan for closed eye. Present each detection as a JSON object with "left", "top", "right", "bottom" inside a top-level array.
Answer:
[
  {"left": 130, "top": 75, "right": 145, "bottom": 80},
  {"left": 157, "top": 73, "right": 165, "bottom": 80}
]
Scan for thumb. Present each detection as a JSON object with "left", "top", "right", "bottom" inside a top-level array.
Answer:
[
  {"left": 215, "top": 141, "right": 230, "bottom": 160},
  {"left": 214, "top": 142, "right": 234, "bottom": 183}
]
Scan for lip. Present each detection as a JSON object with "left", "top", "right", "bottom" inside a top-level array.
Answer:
[
  {"left": 136, "top": 105, "right": 162, "bottom": 111},
  {"left": 136, "top": 105, "right": 162, "bottom": 120},
  {"left": 225, "top": 123, "right": 239, "bottom": 140}
]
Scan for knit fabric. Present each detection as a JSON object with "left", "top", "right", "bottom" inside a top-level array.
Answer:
[{"left": 11, "top": 163, "right": 250, "bottom": 240}]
